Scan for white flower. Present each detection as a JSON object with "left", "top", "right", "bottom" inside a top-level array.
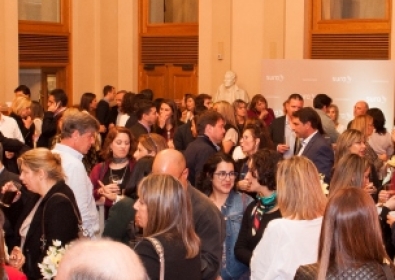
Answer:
[{"left": 39, "top": 240, "right": 71, "bottom": 279}]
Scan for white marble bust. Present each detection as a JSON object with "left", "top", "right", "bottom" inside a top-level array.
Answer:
[{"left": 214, "top": 70, "right": 249, "bottom": 104}]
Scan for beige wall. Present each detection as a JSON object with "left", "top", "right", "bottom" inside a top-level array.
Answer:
[
  {"left": 198, "top": 0, "right": 305, "bottom": 98},
  {"left": 0, "top": 0, "right": 18, "bottom": 104},
  {"left": 72, "top": 0, "right": 138, "bottom": 103}
]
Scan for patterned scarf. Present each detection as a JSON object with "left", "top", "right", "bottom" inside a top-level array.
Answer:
[{"left": 251, "top": 192, "right": 277, "bottom": 236}]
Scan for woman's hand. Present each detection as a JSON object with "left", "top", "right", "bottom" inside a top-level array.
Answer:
[
  {"left": 97, "top": 181, "right": 120, "bottom": 201},
  {"left": 259, "top": 109, "right": 268, "bottom": 120},
  {"left": 363, "top": 182, "right": 377, "bottom": 195},
  {"left": 1, "top": 182, "right": 21, "bottom": 203},
  {"left": 237, "top": 179, "right": 251, "bottom": 192},
  {"left": 9, "top": 246, "right": 25, "bottom": 270},
  {"left": 387, "top": 214, "right": 395, "bottom": 227}
]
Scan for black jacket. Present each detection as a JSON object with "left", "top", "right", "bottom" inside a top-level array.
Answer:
[
  {"left": 9, "top": 112, "right": 35, "bottom": 148},
  {"left": 37, "top": 111, "right": 62, "bottom": 148},
  {"left": 16, "top": 181, "right": 80, "bottom": 280}
]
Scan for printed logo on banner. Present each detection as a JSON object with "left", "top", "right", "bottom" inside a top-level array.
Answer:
[
  {"left": 302, "top": 93, "right": 316, "bottom": 100},
  {"left": 366, "top": 95, "right": 387, "bottom": 103},
  {"left": 266, "top": 75, "right": 284, "bottom": 82},
  {"left": 340, "top": 112, "right": 353, "bottom": 121},
  {"left": 332, "top": 76, "right": 352, "bottom": 83}
]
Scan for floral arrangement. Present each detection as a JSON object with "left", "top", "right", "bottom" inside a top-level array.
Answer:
[
  {"left": 38, "top": 240, "right": 70, "bottom": 279},
  {"left": 320, "top": 174, "right": 329, "bottom": 195}
]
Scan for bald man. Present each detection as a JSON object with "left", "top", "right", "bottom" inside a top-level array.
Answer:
[
  {"left": 57, "top": 239, "right": 148, "bottom": 280},
  {"left": 354, "top": 101, "right": 369, "bottom": 117},
  {"left": 153, "top": 149, "right": 225, "bottom": 280},
  {"left": 347, "top": 100, "right": 370, "bottom": 129}
]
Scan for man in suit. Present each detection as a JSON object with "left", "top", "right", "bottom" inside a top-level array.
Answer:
[
  {"left": 96, "top": 85, "right": 116, "bottom": 140},
  {"left": 292, "top": 107, "right": 334, "bottom": 183},
  {"left": 127, "top": 99, "right": 157, "bottom": 140},
  {"left": 37, "top": 88, "right": 68, "bottom": 148},
  {"left": 270, "top": 93, "right": 304, "bottom": 159}
]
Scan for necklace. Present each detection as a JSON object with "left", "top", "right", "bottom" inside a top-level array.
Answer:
[
  {"left": 112, "top": 157, "right": 128, "bottom": 164},
  {"left": 109, "top": 165, "right": 128, "bottom": 185}
]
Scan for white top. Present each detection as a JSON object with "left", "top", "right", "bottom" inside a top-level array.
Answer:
[
  {"left": 369, "top": 132, "right": 394, "bottom": 158},
  {"left": 251, "top": 217, "right": 323, "bottom": 280},
  {"left": 214, "top": 84, "right": 249, "bottom": 104},
  {"left": 52, "top": 143, "right": 99, "bottom": 237},
  {"left": 336, "top": 123, "right": 346, "bottom": 134},
  {"left": 0, "top": 113, "right": 24, "bottom": 143},
  {"left": 116, "top": 113, "right": 130, "bottom": 127},
  {"left": 223, "top": 127, "right": 238, "bottom": 145}
]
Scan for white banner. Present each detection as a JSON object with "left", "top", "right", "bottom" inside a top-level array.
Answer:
[{"left": 262, "top": 59, "right": 395, "bottom": 129}]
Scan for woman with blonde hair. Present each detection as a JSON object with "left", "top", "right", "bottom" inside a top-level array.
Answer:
[
  {"left": 134, "top": 174, "right": 201, "bottom": 280},
  {"left": 335, "top": 129, "right": 381, "bottom": 202},
  {"left": 6, "top": 148, "right": 80, "bottom": 279},
  {"left": 251, "top": 156, "right": 326, "bottom": 279},
  {"left": 214, "top": 100, "right": 239, "bottom": 154},
  {"left": 295, "top": 188, "right": 395, "bottom": 279},
  {"left": 10, "top": 96, "right": 35, "bottom": 148},
  {"left": 351, "top": 115, "right": 385, "bottom": 173},
  {"left": 327, "top": 104, "right": 345, "bottom": 134},
  {"left": 330, "top": 153, "right": 372, "bottom": 196}
]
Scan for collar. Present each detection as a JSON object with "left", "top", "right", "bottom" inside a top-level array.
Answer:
[
  {"left": 0, "top": 166, "right": 4, "bottom": 175},
  {"left": 199, "top": 134, "right": 220, "bottom": 151},
  {"left": 53, "top": 143, "right": 84, "bottom": 160},
  {"left": 224, "top": 189, "right": 237, "bottom": 207},
  {"left": 54, "top": 107, "right": 66, "bottom": 117},
  {"left": 302, "top": 130, "right": 318, "bottom": 146},
  {"left": 138, "top": 121, "right": 151, "bottom": 132}
]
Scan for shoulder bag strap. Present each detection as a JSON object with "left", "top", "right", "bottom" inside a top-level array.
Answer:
[
  {"left": 40, "top": 193, "right": 84, "bottom": 251},
  {"left": 382, "top": 263, "right": 395, "bottom": 280},
  {"left": 145, "top": 237, "right": 164, "bottom": 280}
]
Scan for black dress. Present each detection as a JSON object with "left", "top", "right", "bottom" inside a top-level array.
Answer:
[{"left": 135, "top": 235, "right": 201, "bottom": 280}]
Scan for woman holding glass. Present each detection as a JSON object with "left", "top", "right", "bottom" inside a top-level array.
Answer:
[
  {"left": 134, "top": 174, "right": 201, "bottom": 280},
  {"left": 11, "top": 148, "right": 79, "bottom": 280},
  {"left": 196, "top": 152, "right": 253, "bottom": 280},
  {"left": 90, "top": 127, "right": 136, "bottom": 218}
]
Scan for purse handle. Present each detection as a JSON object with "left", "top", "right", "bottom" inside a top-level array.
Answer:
[
  {"left": 40, "top": 193, "right": 84, "bottom": 252},
  {"left": 145, "top": 237, "right": 164, "bottom": 280}
]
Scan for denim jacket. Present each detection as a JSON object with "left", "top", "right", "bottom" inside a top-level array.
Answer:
[{"left": 220, "top": 190, "right": 253, "bottom": 280}]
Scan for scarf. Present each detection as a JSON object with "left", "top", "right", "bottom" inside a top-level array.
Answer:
[{"left": 251, "top": 192, "right": 277, "bottom": 236}]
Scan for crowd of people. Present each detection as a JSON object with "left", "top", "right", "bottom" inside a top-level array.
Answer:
[{"left": 0, "top": 84, "right": 395, "bottom": 279}]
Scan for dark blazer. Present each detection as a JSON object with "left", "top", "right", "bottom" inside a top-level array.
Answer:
[
  {"left": 37, "top": 111, "right": 62, "bottom": 148},
  {"left": 96, "top": 99, "right": 111, "bottom": 140},
  {"left": 269, "top": 116, "right": 286, "bottom": 149},
  {"left": 9, "top": 113, "right": 35, "bottom": 148},
  {"left": 184, "top": 135, "right": 219, "bottom": 186},
  {"left": 173, "top": 121, "right": 195, "bottom": 152},
  {"left": 16, "top": 181, "right": 80, "bottom": 280},
  {"left": 301, "top": 132, "right": 334, "bottom": 183},
  {"left": 129, "top": 122, "right": 149, "bottom": 140}
]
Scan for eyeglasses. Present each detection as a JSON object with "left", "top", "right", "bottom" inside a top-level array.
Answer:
[{"left": 214, "top": 171, "right": 238, "bottom": 180}]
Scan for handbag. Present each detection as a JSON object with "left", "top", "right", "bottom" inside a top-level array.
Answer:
[
  {"left": 40, "top": 193, "right": 87, "bottom": 252},
  {"left": 145, "top": 237, "right": 164, "bottom": 280}
]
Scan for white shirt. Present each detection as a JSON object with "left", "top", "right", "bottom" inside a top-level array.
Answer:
[
  {"left": 0, "top": 113, "right": 24, "bottom": 143},
  {"left": 283, "top": 116, "right": 296, "bottom": 159},
  {"left": 52, "top": 143, "right": 99, "bottom": 237},
  {"left": 297, "top": 131, "right": 318, "bottom": 156},
  {"left": 251, "top": 217, "right": 322, "bottom": 280},
  {"left": 116, "top": 112, "right": 130, "bottom": 127}
]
